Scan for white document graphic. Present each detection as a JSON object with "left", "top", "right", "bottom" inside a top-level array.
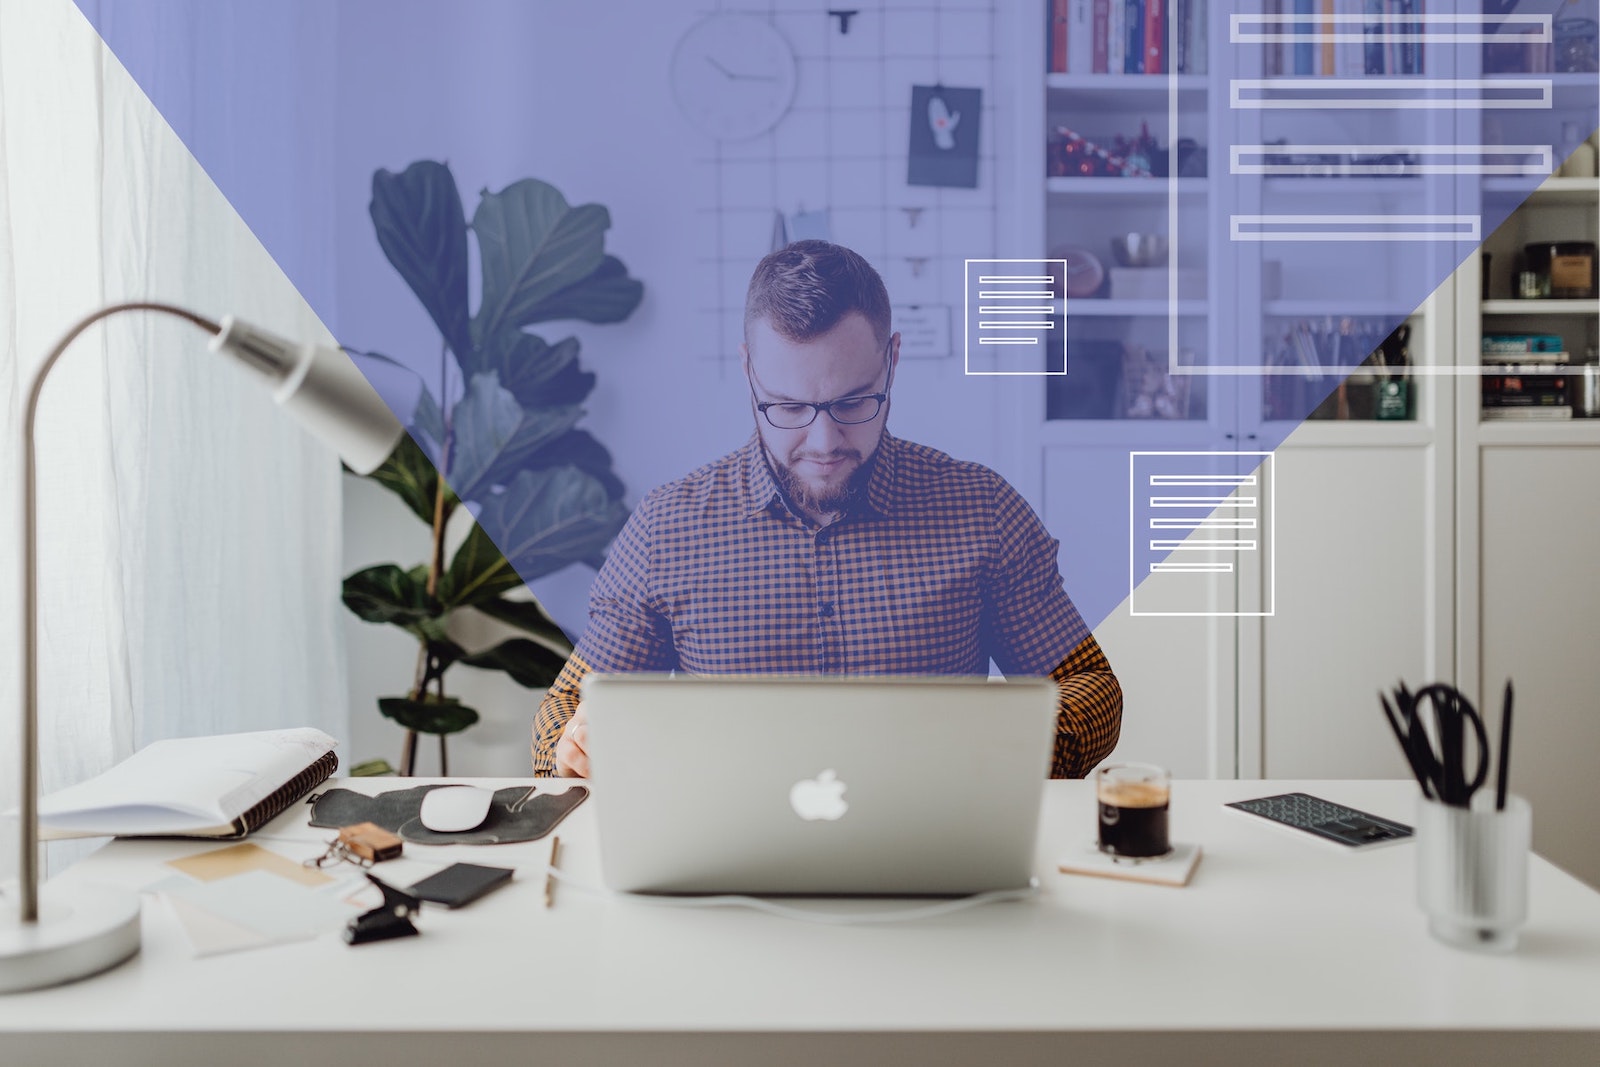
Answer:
[
  {"left": 964, "top": 258, "right": 1066, "bottom": 375},
  {"left": 1130, "top": 451, "right": 1274, "bottom": 617}
]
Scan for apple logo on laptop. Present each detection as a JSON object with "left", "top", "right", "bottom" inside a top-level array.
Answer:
[{"left": 789, "top": 769, "right": 848, "bottom": 821}]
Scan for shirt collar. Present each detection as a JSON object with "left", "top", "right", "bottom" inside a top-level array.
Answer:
[
  {"left": 741, "top": 434, "right": 783, "bottom": 518},
  {"left": 739, "top": 432, "right": 901, "bottom": 521}
]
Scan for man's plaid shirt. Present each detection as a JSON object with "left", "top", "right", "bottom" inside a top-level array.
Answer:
[{"left": 533, "top": 432, "right": 1122, "bottom": 777}]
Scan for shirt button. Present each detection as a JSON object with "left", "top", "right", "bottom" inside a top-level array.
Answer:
[{"left": 819, "top": 602, "right": 835, "bottom": 617}]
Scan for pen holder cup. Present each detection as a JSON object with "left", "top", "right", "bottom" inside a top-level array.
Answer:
[{"left": 1415, "top": 795, "right": 1531, "bottom": 953}]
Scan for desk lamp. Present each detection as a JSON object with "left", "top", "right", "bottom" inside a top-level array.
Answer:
[{"left": 1, "top": 301, "right": 404, "bottom": 993}]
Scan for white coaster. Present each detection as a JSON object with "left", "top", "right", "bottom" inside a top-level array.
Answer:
[{"left": 1057, "top": 842, "right": 1203, "bottom": 887}]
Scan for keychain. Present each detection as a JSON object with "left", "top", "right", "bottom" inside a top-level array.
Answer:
[{"left": 304, "top": 821, "right": 403, "bottom": 869}]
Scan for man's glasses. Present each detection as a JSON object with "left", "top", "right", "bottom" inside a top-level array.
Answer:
[
  {"left": 755, "top": 392, "right": 887, "bottom": 430},
  {"left": 749, "top": 339, "right": 893, "bottom": 430}
]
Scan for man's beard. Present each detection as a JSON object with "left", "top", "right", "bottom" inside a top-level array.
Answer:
[{"left": 762, "top": 440, "right": 875, "bottom": 517}]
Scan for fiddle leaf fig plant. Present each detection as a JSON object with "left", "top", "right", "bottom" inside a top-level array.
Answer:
[{"left": 343, "top": 160, "right": 642, "bottom": 775}]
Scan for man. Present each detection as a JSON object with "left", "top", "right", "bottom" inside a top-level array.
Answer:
[{"left": 532, "top": 241, "right": 1121, "bottom": 778}]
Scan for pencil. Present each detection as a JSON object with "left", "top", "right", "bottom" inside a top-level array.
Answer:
[{"left": 543, "top": 835, "right": 560, "bottom": 908}]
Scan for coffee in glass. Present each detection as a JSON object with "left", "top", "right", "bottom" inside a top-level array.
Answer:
[{"left": 1096, "top": 763, "right": 1172, "bottom": 860}]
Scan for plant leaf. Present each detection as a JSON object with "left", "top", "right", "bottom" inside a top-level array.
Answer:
[
  {"left": 370, "top": 161, "right": 474, "bottom": 363},
  {"left": 459, "top": 637, "right": 568, "bottom": 689},
  {"left": 377, "top": 696, "right": 479, "bottom": 736},
  {"left": 475, "top": 466, "right": 630, "bottom": 583},
  {"left": 439, "top": 521, "right": 524, "bottom": 607},
  {"left": 468, "top": 330, "right": 594, "bottom": 408},
  {"left": 472, "top": 179, "right": 610, "bottom": 341},
  {"left": 523, "top": 429, "right": 626, "bottom": 500},
  {"left": 464, "top": 404, "right": 586, "bottom": 498},
  {"left": 447, "top": 372, "right": 524, "bottom": 497},
  {"left": 472, "top": 596, "right": 573, "bottom": 651},
  {"left": 342, "top": 564, "right": 434, "bottom": 625},
  {"left": 526, "top": 254, "right": 645, "bottom": 325},
  {"left": 366, "top": 432, "right": 454, "bottom": 526}
]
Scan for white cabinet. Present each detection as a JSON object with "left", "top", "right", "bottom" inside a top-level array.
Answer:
[
  {"left": 1005, "top": 5, "right": 1600, "bottom": 888},
  {"left": 1454, "top": 175, "right": 1600, "bottom": 889}
]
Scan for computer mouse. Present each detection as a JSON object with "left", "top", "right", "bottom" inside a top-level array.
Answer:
[{"left": 418, "top": 785, "right": 495, "bottom": 833}]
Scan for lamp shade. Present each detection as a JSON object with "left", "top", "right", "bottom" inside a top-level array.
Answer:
[{"left": 210, "top": 315, "right": 404, "bottom": 475}]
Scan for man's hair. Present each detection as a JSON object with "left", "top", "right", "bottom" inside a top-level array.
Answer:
[{"left": 744, "top": 240, "right": 892, "bottom": 346}]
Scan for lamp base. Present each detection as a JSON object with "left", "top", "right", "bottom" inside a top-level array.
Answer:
[{"left": 0, "top": 883, "right": 141, "bottom": 993}]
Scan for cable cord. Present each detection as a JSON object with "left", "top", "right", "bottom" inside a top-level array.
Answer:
[{"left": 544, "top": 866, "right": 1040, "bottom": 926}]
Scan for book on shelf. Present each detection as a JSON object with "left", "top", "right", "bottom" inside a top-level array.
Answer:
[
  {"left": 1320, "top": 0, "right": 1335, "bottom": 76},
  {"left": 1482, "top": 406, "right": 1574, "bottom": 420},
  {"left": 1144, "top": 0, "right": 1164, "bottom": 74},
  {"left": 1249, "top": 0, "right": 1428, "bottom": 77},
  {"left": 1051, "top": 0, "right": 1070, "bottom": 73},
  {"left": 1058, "top": 0, "right": 1205, "bottom": 74},
  {"left": 1109, "top": 0, "right": 1126, "bottom": 73},
  {"left": 1482, "top": 334, "right": 1566, "bottom": 356},
  {"left": 36, "top": 727, "right": 339, "bottom": 839},
  {"left": 1069, "top": 0, "right": 1094, "bottom": 74},
  {"left": 1092, "top": 0, "right": 1110, "bottom": 73},
  {"left": 1126, "top": 0, "right": 1145, "bottom": 73},
  {"left": 1481, "top": 359, "right": 1572, "bottom": 373},
  {"left": 1293, "top": 0, "right": 1314, "bottom": 75}
]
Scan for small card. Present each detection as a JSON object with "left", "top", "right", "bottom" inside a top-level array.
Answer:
[
  {"left": 167, "top": 842, "right": 330, "bottom": 888},
  {"left": 1058, "top": 842, "right": 1203, "bottom": 887}
]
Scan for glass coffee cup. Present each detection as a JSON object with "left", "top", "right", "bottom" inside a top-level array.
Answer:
[{"left": 1096, "top": 763, "right": 1172, "bottom": 861}]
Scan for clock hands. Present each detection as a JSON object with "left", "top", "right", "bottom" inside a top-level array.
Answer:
[{"left": 705, "top": 56, "right": 778, "bottom": 82}]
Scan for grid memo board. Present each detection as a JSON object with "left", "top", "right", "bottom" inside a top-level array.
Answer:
[{"left": 694, "top": 0, "right": 1001, "bottom": 371}]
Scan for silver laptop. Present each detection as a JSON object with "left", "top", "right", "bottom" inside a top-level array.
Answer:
[{"left": 582, "top": 674, "right": 1057, "bottom": 896}]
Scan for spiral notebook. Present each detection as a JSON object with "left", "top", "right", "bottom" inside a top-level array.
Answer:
[{"left": 36, "top": 728, "right": 339, "bottom": 840}]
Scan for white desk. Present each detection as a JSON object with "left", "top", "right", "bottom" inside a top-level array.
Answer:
[{"left": 3, "top": 779, "right": 1598, "bottom": 1066}]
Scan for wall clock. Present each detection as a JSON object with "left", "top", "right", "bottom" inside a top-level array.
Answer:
[{"left": 670, "top": 13, "right": 798, "bottom": 141}]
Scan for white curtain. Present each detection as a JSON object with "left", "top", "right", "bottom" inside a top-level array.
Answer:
[{"left": 0, "top": 0, "right": 348, "bottom": 877}]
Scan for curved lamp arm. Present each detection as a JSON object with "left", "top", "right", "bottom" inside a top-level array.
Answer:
[{"left": 16, "top": 302, "right": 403, "bottom": 924}]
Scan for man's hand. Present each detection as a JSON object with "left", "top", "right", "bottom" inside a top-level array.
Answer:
[{"left": 554, "top": 703, "right": 591, "bottom": 778}]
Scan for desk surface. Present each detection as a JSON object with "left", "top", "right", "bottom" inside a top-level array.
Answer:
[{"left": 4, "top": 779, "right": 1599, "bottom": 1067}]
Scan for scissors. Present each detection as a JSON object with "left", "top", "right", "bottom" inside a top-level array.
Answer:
[{"left": 1381, "top": 682, "right": 1489, "bottom": 808}]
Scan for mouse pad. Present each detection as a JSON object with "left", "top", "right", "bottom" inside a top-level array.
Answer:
[{"left": 306, "top": 785, "right": 587, "bottom": 845}]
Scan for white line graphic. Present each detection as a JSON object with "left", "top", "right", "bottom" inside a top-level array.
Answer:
[
  {"left": 1231, "top": 78, "right": 1552, "bottom": 110},
  {"left": 1231, "top": 144, "right": 1553, "bottom": 177},
  {"left": 1132, "top": 452, "right": 1275, "bottom": 617},
  {"left": 1229, "top": 13, "right": 1550, "bottom": 44},
  {"left": 1149, "top": 517, "right": 1258, "bottom": 529},
  {"left": 965, "top": 259, "right": 1067, "bottom": 376},
  {"left": 1150, "top": 496, "right": 1256, "bottom": 507},
  {"left": 1149, "top": 474, "right": 1257, "bottom": 486},
  {"left": 1231, "top": 214, "right": 1480, "bottom": 242}
]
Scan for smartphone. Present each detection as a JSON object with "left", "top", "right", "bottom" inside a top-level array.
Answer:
[
  {"left": 407, "top": 862, "right": 514, "bottom": 908},
  {"left": 1225, "top": 793, "right": 1413, "bottom": 850}
]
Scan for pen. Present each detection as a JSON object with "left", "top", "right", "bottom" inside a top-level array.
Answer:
[
  {"left": 1496, "top": 681, "right": 1514, "bottom": 812},
  {"left": 1380, "top": 692, "right": 1432, "bottom": 798},
  {"left": 543, "top": 835, "right": 560, "bottom": 908}
]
